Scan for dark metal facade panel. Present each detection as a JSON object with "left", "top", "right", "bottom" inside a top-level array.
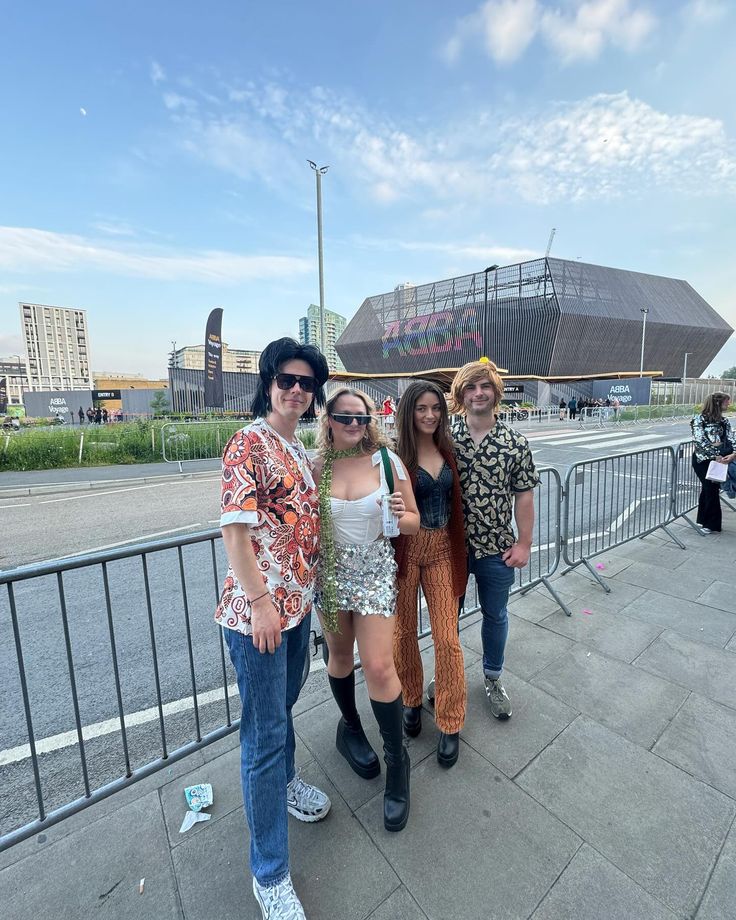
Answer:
[
  {"left": 338, "top": 257, "right": 733, "bottom": 378},
  {"left": 169, "top": 368, "right": 259, "bottom": 414}
]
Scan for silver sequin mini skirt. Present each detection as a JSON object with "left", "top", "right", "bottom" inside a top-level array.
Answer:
[{"left": 317, "top": 538, "right": 397, "bottom": 618}]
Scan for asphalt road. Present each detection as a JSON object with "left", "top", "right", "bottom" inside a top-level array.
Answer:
[{"left": 0, "top": 418, "right": 694, "bottom": 840}]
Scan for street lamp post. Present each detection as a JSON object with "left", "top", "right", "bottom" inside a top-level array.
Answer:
[
  {"left": 307, "top": 160, "right": 329, "bottom": 359},
  {"left": 639, "top": 308, "right": 649, "bottom": 378},
  {"left": 482, "top": 264, "right": 499, "bottom": 359}
]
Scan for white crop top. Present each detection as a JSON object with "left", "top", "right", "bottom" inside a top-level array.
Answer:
[{"left": 330, "top": 449, "right": 406, "bottom": 545}]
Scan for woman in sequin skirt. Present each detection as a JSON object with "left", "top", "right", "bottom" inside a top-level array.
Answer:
[{"left": 314, "top": 387, "right": 419, "bottom": 832}]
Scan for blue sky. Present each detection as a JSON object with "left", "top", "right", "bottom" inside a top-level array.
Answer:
[{"left": 1, "top": 0, "right": 734, "bottom": 377}]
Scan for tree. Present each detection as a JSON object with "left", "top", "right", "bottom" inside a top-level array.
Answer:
[
  {"left": 721, "top": 367, "right": 736, "bottom": 380},
  {"left": 149, "top": 390, "right": 171, "bottom": 416}
]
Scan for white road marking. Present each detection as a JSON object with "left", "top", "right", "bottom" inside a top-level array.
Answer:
[
  {"left": 36, "top": 478, "right": 219, "bottom": 505},
  {"left": 536, "top": 430, "right": 641, "bottom": 447},
  {"left": 54, "top": 525, "right": 202, "bottom": 559},
  {"left": 0, "top": 502, "right": 32, "bottom": 509},
  {"left": 581, "top": 434, "right": 674, "bottom": 451},
  {"left": 525, "top": 428, "right": 631, "bottom": 443},
  {"left": 0, "top": 655, "right": 328, "bottom": 765}
]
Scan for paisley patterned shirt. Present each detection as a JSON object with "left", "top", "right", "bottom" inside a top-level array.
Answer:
[
  {"left": 215, "top": 418, "right": 319, "bottom": 635},
  {"left": 450, "top": 416, "right": 539, "bottom": 557}
]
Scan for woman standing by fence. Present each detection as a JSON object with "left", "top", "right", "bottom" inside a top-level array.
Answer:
[
  {"left": 392, "top": 381, "right": 468, "bottom": 768},
  {"left": 691, "top": 392, "right": 736, "bottom": 533}
]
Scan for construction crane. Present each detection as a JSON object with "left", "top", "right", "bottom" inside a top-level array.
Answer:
[{"left": 545, "top": 228, "right": 556, "bottom": 258}]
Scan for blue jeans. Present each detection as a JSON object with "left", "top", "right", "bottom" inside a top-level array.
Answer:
[
  {"left": 468, "top": 552, "right": 516, "bottom": 679},
  {"left": 223, "top": 616, "right": 310, "bottom": 886}
]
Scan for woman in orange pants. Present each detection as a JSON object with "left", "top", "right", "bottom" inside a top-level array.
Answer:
[{"left": 393, "top": 381, "right": 468, "bottom": 768}]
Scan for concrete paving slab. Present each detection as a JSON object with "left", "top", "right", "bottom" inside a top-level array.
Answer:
[
  {"left": 672, "top": 553, "right": 736, "bottom": 583},
  {"left": 607, "top": 539, "right": 690, "bottom": 569},
  {"left": 0, "top": 749, "right": 205, "bottom": 872},
  {"left": 634, "top": 630, "right": 736, "bottom": 711},
  {"left": 0, "top": 791, "right": 181, "bottom": 920},
  {"left": 508, "top": 589, "right": 577, "bottom": 624},
  {"left": 517, "top": 717, "right": 735, "bottom": 916},
  {"left": 365, "top": 886, "right": 429, "bottom": 920},
  {"left": 531, "top": 645, "right": 688, "bottom": 748},
  {"left": 697, "top": 581, "right": 736, "bottom": 615},
  {"left": 614, "top": 560, "right": 712, "bottom": 601},
  {"left": 461, "top": 613, "right": 575, "bottom": 681},
  {"left": 549, "top": 574, "right": 648, "bottom": 617},
  {"left": 530, "top": 844, "right": 678, "bottom": 919},
  {"left": 696, "top": 820, "right": 736, "bottom": 919},
  {"left": 460, "top": 671, "right": 577, "bottom": 778},
  {"left": 356, "top": 744, "right": 581, "bottom": 920},
  {"left": 653, "top": 693, "right": 736, "bottom": 800},
  {"left": 171, "top": 763, "right": 399, "bottom": 920},
  {"left": 294, "top": 692, "right": 438, "bottom": 812},
  {"left": 620, "top": 590, "right": 736, "bottom": 648},
  {"left": 539, "top": 606, "right": 662, "bottom": 664},
  {"left": 160, "top": 734, "right": 313, "bottom": 846}
]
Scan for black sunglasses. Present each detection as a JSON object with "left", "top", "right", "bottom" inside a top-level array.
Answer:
[
  {"left": 329, "top": 412, "right": 372, "bottom": 426},
  {"left": 274, "top": 373, "right": 317, "bottom": 394}
]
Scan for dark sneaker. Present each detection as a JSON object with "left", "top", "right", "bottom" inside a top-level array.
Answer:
[
  {"left": 484, "top": 677, "right": 512, "bottom": 719},
  {"left": 252, "top": 874, "right": 306, "bottom": 920},
  {"left": 286, "top": 771, "right": 331, "bottom": 823}
]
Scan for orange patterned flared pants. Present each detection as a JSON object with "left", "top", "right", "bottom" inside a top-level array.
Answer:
[{"left": 393, "top": 527, "right": 466, "bottom": 734}]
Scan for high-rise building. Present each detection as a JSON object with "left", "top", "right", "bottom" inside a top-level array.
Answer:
[
  {"left": 0, "top": 357, "right": 26, "bottom": 407},
  {"left": 170, "top": 343, "right": 261, "bottom": 374},
  {"left": 298, "top": 304, "right": 346, "bottom": 371},
  {"left": 20, "top": 302, "right": 92, "bottom": 391}
]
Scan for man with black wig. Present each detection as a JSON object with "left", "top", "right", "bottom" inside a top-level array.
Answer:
[{"left": 216, "top": 337, "right": 330, "bottom": 920}]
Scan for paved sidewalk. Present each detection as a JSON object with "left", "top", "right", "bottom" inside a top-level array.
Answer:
[{"left": 2, "top": 518, "right": 736, "bottom": 919}]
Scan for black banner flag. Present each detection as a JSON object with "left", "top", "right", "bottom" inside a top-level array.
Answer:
[{"left": 204, "top": 308, "right": 224, "bottom": 409}]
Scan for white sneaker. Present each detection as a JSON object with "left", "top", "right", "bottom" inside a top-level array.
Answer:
[
  {"left": 253, "top": 874, "right": 306, "bottom": 920},
  {"left": 484, "top": 676, "right": 512, "bottom": 719},
  {"left": 286, "top": 771, "right": 331, "bottom": 823}
]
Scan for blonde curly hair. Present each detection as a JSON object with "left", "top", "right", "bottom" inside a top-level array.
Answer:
[{"left": 317, "top": 387, "right": 391, "bottom": 454}]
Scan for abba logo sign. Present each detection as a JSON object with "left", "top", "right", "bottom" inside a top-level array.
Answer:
[
  {"left": 592, "top": 378, "right": 652, "bottom": 406},
  {"left": 382, "top": 308, "right": 482, "bottom": 359}
]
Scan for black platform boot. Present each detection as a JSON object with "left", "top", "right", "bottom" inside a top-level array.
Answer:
[
  {"left": 329, "top": 672, "right": 380, "bottom": 779},
  {"left": 371, "top": 695, "right": 410, "bottom": 832},
  {"left": 402, "top": 705, "right": 422, "bottom": 737}
]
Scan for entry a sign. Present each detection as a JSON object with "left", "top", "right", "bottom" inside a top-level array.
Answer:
[{"left": 503, "top": 384, "right": 524, "bottom": 402}]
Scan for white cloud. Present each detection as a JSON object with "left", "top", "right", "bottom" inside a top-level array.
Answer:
[
  {"left": 0, "top": 227, "right": 311, "bottom": 284},
  {"left": 488, "top": 92, "right": 736, "bottom": 204},
  {"left": 351, "top": 235, "right": 539, "bottom": 264},
  {"left": 150, "top": 61, "right": 166, "bottom": 84},
  {"left": 683, "top": 0, "right": 729, "bottom": 22},
  {"left": 160, "top": 76, "right": 736, "bottom": 208},
  {"left": 445, "top": 0, "right": 656, "bottom": 65}
]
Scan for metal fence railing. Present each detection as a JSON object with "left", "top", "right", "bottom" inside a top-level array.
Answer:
[{"left": 2, "top": 440, "right": 728, "bottom": 852}]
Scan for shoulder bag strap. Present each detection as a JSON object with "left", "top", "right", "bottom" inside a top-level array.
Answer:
[{"left": 380, "top": 446, "right": 395, "bottom": 493}]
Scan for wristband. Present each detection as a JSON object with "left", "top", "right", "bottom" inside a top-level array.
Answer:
[{"left": 250, "top": 590, "right": 270, "bottom": 604}]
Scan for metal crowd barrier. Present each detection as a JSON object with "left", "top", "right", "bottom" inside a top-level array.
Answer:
[
  {"left": 161, "top": 420, "right": 318, "bottom": 468},
  {"left": 2, "top": 441, "right": 726, "bottom": 852}
]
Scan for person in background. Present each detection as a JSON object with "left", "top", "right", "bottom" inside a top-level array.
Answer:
[
  {"left": 691, "top": 392, "right": 736, "bottom": 533},
  {"left": 449, "top": 359, "right": 540, "bottom": 720},
  {"left": 86, "top": 407, "right": 94, "bottom": 424},
  {"left": 392, "top": 381, "right": 468, "bottom": 768},
  {"left": 315, "top": 386, "right": 419, "bottom": 832},
  {"left": 558, "top": 399, "right": 567, "bottom": 421},
  {"left": 567, "top": 396, "right": 577, "bottom": 421},
  {"left": 102, "top": 407, "right": 109, "bottom": 424},
  {"left": 78, "top": 406, "right": 85, "bottom": 425},
  {"left": 217, "top": 337, "right": 331, "bottom": 920}
]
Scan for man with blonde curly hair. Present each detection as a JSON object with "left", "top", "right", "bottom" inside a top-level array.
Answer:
[{"left": 449, "top": 358, "right": 539, "bottom": 719}]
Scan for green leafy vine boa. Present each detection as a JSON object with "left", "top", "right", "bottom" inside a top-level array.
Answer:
[{"left": 318, "top": 445, "right": 365, "bottom": 633}]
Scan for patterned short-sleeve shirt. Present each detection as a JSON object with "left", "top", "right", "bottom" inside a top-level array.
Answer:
[
  {"left": 215, "top": 418, "right": 320, "bottom": 635},
  {"left": 451, "top": 416, "right": 539, "bottom": 557}
]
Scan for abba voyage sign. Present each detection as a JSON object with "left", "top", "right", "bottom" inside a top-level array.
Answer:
[{"left": 380, "top": 306, "right": 482, "bottom": 367}]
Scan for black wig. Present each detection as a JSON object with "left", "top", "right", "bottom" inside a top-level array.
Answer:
[{"left": 250, "top": 337, "right": 329, "bottom": 420}]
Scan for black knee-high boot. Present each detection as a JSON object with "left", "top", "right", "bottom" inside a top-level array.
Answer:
[
  {"left": 371, "top": 694, "right": 410, "bottom": 832},
  {"left": 329, "top": 672, "right": 380, "bottom": 779}
]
